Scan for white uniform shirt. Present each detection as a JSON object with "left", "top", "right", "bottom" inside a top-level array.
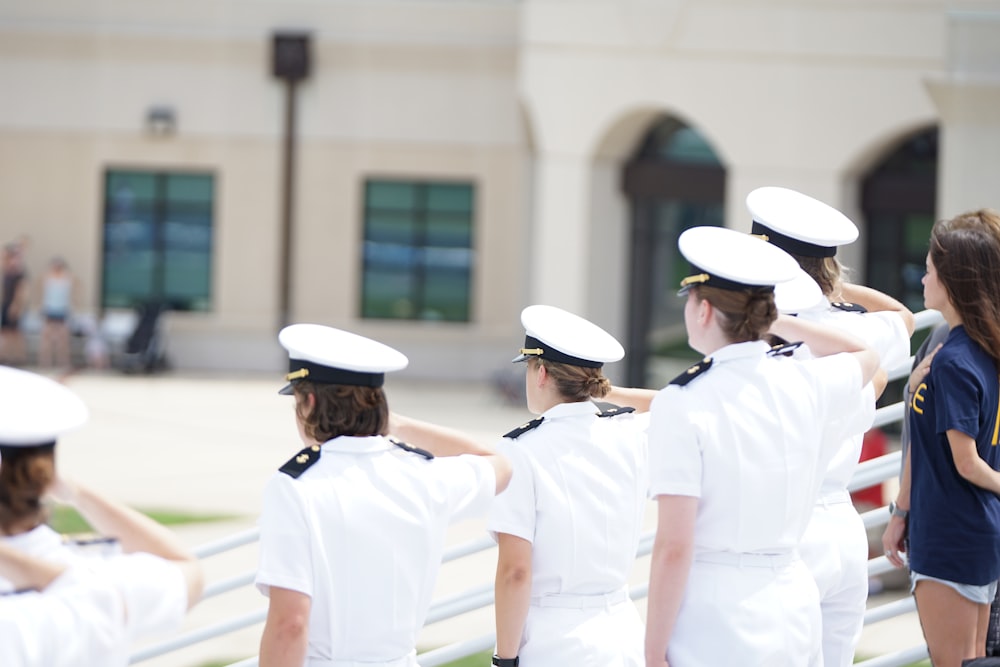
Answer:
[
  {"left": 488, "top": 401, "right": 648, "bottom": 597},
  {"left": 0, "top": 525, "right": 72, "bottom": 592},
  {"left": 255, "top": 435, "right": 496, "bottom": 664},
  {"left": 797, "top": 300, "right": 909, "bottom": 494},
  {"left": 648, "top": 340, "right": 871, "bottom": 552},
  {"left": 0, "top": 553, "right": 187, "bottom": 667}
]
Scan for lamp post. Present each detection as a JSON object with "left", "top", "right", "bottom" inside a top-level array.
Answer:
[{"left": 272, "top": 31, "right": 311, "bottom": 330}]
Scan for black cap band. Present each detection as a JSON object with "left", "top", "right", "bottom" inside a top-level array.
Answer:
[
  {"left": 521, "top": 335, "right": 603, "bottom": 368},
  {"left": 752, "top": 221, "right": 837, "bottom": 258},
  {"left": 286, "top": 359, "right": 385, "bottom": 388},
  {"left": 0, "top": 441, "right": 56, "bottom": 453},
  {"left": 680, "top": 265, "right": 777, "bottom": 294}
]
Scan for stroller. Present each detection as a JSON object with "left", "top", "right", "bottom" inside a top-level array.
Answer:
[{"left": 116, "top": 301, "right": 169, "bottom": 373}]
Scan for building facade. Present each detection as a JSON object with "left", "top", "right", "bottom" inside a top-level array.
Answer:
[{"left": 1, "top": 0, "right": 998, "bottom": 383}]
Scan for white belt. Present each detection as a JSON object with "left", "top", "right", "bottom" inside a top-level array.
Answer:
[
  {"left": 695, "top": 550, "right": 796, "bottom": 568},
  {"left": 531, "top": 587, "right": 629, "bottom": 609},
  {"left": 308, "top": 651, "right": 416, "bottom": 667},
  {"left": 815, "top": 489, "right": 852, "bottom": 506}
]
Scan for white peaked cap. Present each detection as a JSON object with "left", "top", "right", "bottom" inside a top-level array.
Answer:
[
  {"left": 512, "top": 305, "right": 624, "bottom": 368},
  {"left": 0, "top": 366, "right": 88, "bottom": 446},
  {"left": 278, "top": 323, "right": 408, "bottom": 394}
]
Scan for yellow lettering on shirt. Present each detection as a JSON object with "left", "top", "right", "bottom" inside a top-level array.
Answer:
[
  {"left": 912, "top": 382, "right": 927, "bottom": 415},
  {"left": 992, "top": 395, "right": 1000, "bottom": 445}
]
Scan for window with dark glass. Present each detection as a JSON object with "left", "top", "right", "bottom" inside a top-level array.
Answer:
[
  {"left": 102, "top": 170, "right": 214, "bottom": 311},
  {"left": 623, "top": 117, "right": 726, "bottom": 386},
  {"left": 361, "top": 180, "right": 474, "bottom": 322}
]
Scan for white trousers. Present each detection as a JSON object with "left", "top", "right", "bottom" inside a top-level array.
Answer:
[
  {"left": 800, "top": 499, "right": 869, "bottom": 667},
  {"left": 667, "top": 556, "right": 822, "bottom": 667},
  {"left": 518, "top": 593, "right": 643, "bottom": 667}
]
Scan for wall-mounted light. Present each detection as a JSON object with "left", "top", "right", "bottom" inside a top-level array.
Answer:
[{"left": 146, "top": 105, "right": 177, "bottom": 136}]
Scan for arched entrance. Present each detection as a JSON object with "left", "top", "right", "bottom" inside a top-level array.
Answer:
[
  {"left": 861, "top": 127, "right": 939, "bottom": 313},
  {"left": 622, "top": 117, "right": 726, "bottom": 386}
]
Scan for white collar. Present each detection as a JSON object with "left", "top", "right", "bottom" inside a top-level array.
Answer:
[
  {"left": 539, "top": 400, "right": 604, "bottom": 421},
  {"left": 321, "top": 435, "right": 393, "bottom": 454},
  {"left": 709, "top": 339, "right": 771, "bottom": 363}
]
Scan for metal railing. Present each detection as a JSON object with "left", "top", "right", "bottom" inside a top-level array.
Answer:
[{"left": 131, "top": 309, "right": 945, "bottom": 667}]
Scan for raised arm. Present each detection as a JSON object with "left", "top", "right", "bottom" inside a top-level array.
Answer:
[
  {"left": 839, "top": 283, "right": 916, "bottom": 336},
  {"left": 0, "top": 542, "right": 65, "bottom": 592},
  {"left": 388, "top": 413, "right": 512, "bottom": 494},
  {"left": 604, "top": 386, "right": 658, "bottom": 413},
  {"left": 768, "top": 314, "right": 880, "bottom": 387},
  {"left": 49, "top": 478, "right": 204, "bottom": 609}
]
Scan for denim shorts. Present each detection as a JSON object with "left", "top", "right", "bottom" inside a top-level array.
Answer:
[{"left": 911, "top": 570, "right": 999, "bottom": 605}]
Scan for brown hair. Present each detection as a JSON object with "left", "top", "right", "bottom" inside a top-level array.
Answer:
[
  {"left": 929, "top": 209, "right": 1000, "bottom": 367},
  {"left": 693, "top": 284, "right": 778, "bottom": 343},
  {"left": 0, "top": 444, "right": 55, "bottom": 534},
  {"left": 790, "top": 254, "right": 844, "bottom": 297},
  {"left": 530, "top": 357, "right": 611, "bottom": 402},
  {"left": 293, "top": 381, "right": 389, "bottom": 442}
]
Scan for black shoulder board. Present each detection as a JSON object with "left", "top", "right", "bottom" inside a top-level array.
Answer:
[
  {"left": 594, "top": 402, "right": 636, "bottom": 418},
  {"left": 388, "top": 436, "right": 434, "bottom": 460},
  {"left": 64, "top": 535, "right": 118, "bottom": 548},
  {"left": 669, "top": 357, "right": 713, "bottom": 387},
  {"left": 1, "top": 588, "right": 37, "bottom": 597},
  {"left": 503, "top": 417, "right": 545, "bottom": 439},
  {"left": 279, "top": 444, "right": 322, "bottom": 479},
  {"left": 831, "top": 301, "right": 868, "bottom": 313},
  {"left": 768, "top": 341, "right": 804, "bottom": 358}
]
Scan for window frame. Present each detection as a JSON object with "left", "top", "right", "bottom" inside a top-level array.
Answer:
[{"left": 359, "top": 178, "right": 476, "bottom": 323}]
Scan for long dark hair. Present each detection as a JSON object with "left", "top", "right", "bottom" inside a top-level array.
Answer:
[{"left": 929, "top": 208, "right": 1000, "bottom": 368}]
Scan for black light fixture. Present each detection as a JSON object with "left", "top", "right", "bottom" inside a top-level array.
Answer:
[{"left": 146, "top": 105, "right": 177, "bottom": 136}]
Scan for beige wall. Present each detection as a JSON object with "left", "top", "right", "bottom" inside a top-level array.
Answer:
[{"left": 0, "top": 0, "right": 529, "bottom": 378}]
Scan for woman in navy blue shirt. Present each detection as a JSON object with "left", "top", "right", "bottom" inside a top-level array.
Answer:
[{"left": 883, "top": 209, "right": 1000, "bottom": 667}]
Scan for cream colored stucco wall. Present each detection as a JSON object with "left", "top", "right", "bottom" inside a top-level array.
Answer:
[
  {"left": 0, "top": 1, "right": 529, "bottom": 378},
  {"left": 2, "top": 0, "right": 998, "bottom": 379}
]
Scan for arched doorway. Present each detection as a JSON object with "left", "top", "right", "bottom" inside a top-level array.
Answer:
[
  {"left": 622, "top": 117, "right": 726, "bottom": 386},
  {"left": 861, "top": 127, "right": 939, "bottom": 314}
]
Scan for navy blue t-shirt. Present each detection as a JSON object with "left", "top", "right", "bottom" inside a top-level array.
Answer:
[{"left": 908, "top": 325, "right": 1000, "bottom": 585}]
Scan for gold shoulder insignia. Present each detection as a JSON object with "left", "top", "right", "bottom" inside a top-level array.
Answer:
[
  {"left": 669, "top": 357, "right": 714, "bottom": 387},
  {"left": 279, "top": 444, "right": 323, "bottom": 479},
  {"left": 503, "top": 417, "right": 545, "bottom": 439}
]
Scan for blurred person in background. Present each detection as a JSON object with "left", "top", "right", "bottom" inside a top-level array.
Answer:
[
  {"left": 1, "top": 244, "right": 29, "bottom": 366},
  {"left": 37, "top": 256, "right": 77, "bottom": 369}
]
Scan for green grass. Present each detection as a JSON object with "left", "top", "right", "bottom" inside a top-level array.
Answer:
[
  {"left": 439, "top": 650, "right": 492, "bottom": 667},
  {"left": 855, "top": 657, "right": 929, "bottom": 666},
  {"left": 48, "top": 505, "right": 238, "bottom": 535}
]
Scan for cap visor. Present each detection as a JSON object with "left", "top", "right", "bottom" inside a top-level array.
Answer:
[
  {"left": 278, "top": 382, "right": 295, "bottom": 395},
  {"left": 511, "top": 354, "right": 529, "bottom": 364}
]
